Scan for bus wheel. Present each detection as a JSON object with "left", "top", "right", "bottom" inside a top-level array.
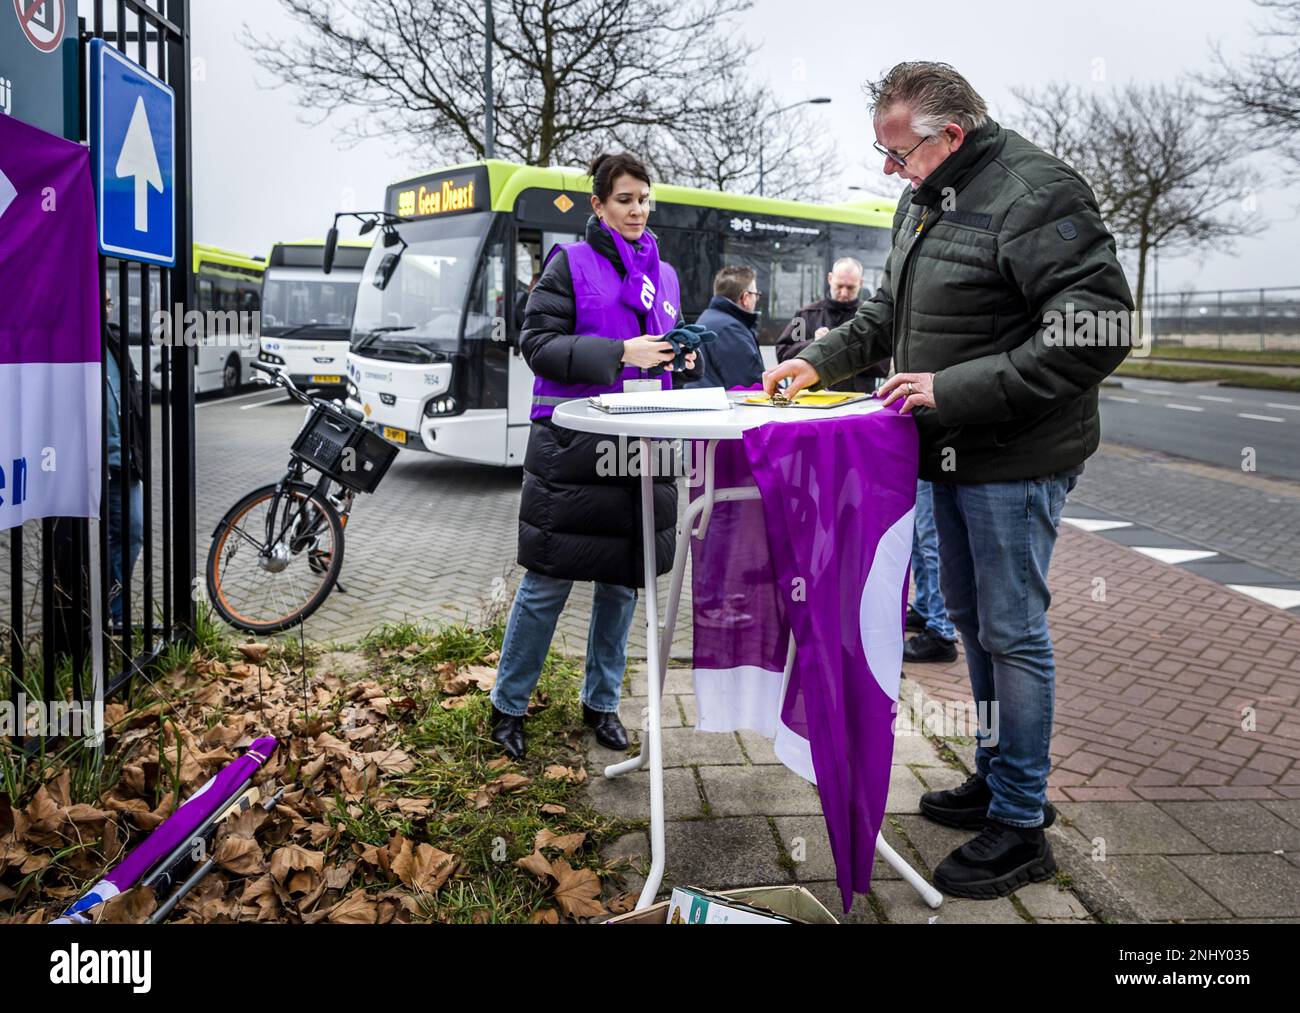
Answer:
[{"left": 222, "top": 354, "right": 241, "bottom": 397}]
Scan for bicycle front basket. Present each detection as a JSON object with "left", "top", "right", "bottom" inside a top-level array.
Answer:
[{"left": 291, "top": 406, "right": 398, "bottom": 494}]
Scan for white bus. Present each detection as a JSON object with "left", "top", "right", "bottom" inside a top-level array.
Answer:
[
  {"left": 340, "top": 161, "right": 895, "bottom": 467},
  {"left": 112, "top": 244, "right": 265, "bottom": 396},
  {"left": 257, "top": 239, "right": 370, "bottom": 395}
]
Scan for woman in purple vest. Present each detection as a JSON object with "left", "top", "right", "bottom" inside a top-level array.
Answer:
[{"left": 489, "top": 152, "right": 701, "bottom": 760}]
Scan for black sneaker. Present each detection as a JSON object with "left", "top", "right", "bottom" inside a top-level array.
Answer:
[
  {"left": 920, "top": 773, "right": 1058, "bottom": 830},
  {"left": 903, "top": 630, "right": 958, "bottom": 663},
  {"left": 933, "top": 819, "right": 1058, "bottom": 899},
  {"left": 905, "top": 605, "right": 926, "bottom": 633},
  {"left": 920, "top": 772, "right": 992, "bottom": 828}
]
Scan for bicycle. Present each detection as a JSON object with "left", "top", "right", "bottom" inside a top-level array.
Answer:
[{"left": 205, "top": 363, "right": 398, "bottom": 634}]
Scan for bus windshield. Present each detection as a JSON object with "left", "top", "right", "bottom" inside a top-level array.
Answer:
[
  {"left": 351, "top": 213, "right": 492, "bottom": 363},
  {"left": 262, "top": 275, "right": 357, "bottom": 333}
]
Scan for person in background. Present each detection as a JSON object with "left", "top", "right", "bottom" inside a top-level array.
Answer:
[
  {"left": 490, "top": 152, "right": 701, "bottom": 761},
  {"left": 905, "top": 480, "right": 959, "bottom": 662},
  {"left": 775, "top": 257, "right": 889, "bottom": 393},
  {"left": 105, "top": 295, "right": 146, "bottom": 630},
  {"left": 687, "top": 266, "right": 765, "bottom": 390}
]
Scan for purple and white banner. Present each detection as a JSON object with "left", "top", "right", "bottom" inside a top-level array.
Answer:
[
  {"left": 691, "top": 404, "right": 918, "bottom": 911},
  {"left": 0, "top": 113, "right": 102, "bottom": 532}
]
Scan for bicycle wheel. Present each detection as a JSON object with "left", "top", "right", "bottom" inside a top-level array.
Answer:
[{"left": 206, "top": 482, "right": 345, "bottom": 634}]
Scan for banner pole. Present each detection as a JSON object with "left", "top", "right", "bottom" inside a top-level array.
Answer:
[{"left": 87, "top": 517, "right": 105, "bottom": 768}]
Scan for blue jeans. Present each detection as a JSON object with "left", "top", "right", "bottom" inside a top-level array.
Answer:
[
  {"left": 107, "top": 471, "right": 144, "bottom": 626},
  {"left": 491, "top": 570, "right": 638, "bottom": 718},
  {"left": 931, "top": 472, "right": 1077, "bottom": 828},
  {"left": 911, "top": 480, "right": 957, "bottom": 641}
]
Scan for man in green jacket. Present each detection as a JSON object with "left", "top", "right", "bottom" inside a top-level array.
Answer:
[{"left": 765, "top": 61, "right": 1134, "bottom": 900}]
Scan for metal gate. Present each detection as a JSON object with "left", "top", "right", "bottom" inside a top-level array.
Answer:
[{"left": 2, "top": 0, "right": 194, "bottom": 745}]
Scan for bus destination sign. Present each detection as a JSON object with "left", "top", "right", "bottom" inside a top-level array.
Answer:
[{"left": 391, "top": 167, "right": 488, "bottom": 219}]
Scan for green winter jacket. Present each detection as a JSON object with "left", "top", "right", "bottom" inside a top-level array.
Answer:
[{"left": 798, "top": 120, "right": 1134, "bottom": 483}]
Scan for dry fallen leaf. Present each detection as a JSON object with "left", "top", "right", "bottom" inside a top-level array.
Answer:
[
  {"left": 540, "top": 804, "right": 567, "bottom": 816},
  {"left": 534, "top": 829, "right": 586, "bottom": 857},
  {"left": 328, "top": 891, "right": 379, "bottom": 925},
  {"left": 515, "top": 850, "right": 553, "bottom": 880},
  {"left": 215, "top": 835, "right": 265, "bottom": 876},
  {"left": 550, "top": 859, "right": 606, "bottom": 920},
  {"left": 530, "top": 907, "right": 560, "bottom": 924},
  {"left": 237, "top": 643, "right": 271, "bottom": 664},
  {"left": 392, "top": 841, "right": 457, "bottom": 893},
  {"left": 269, "top": 844, "right": 325, "bottom": 886}
]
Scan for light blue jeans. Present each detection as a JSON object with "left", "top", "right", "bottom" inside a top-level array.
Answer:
[
  {"left": 931, "top": 472, "right": 1077, "bottom": 828},
  {"left": 911, "top": 480, "right": 957, "bottom": 641},
  {"left": 491, "top": 569, "right": 638, "bottom": 718},
  {"left": 107, "top": 471, "right": 144, "bottom": 626}
]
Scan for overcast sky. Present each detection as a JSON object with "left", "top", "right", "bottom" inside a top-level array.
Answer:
[{"left": 173, "top": 0, "right": 1298, "bottom": 294}]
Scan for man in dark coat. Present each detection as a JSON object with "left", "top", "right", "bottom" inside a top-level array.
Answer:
[
  {"left": 765, "top": 62, "right": 1133, "bottom": 902},
  {"left": 687, "top": 266, "right": 764, "bottom": 390},
  {"left": 774, "top": 257, "right": 889, "bottom": 393}
]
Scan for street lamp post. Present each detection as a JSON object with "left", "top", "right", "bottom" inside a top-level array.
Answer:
[
  {"left": 758, "top": 97, "right": 831, "bottom": 197},
  {"left": 484, "top": 0, "right": 496, "bottom": 160}
]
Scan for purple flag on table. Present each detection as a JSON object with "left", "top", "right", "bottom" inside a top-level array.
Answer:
[
  {"left": 0, "top": 112, "right": 102, "bottom": 531},
  {"left": 691, "top": 404, "right": 918, "bottom": 912}
]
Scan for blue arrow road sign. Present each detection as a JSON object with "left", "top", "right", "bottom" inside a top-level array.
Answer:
[{"left": 90, "top": 39, "right": 175, "bottom": 267}]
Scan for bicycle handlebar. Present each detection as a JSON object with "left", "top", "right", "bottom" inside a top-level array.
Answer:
[{"left": 251, "top": 362, "right": 364, "bottom": 423}]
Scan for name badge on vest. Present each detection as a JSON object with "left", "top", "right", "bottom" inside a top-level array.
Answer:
[{"left": 623, "top": 378, "right": 662, "bottom": 394}]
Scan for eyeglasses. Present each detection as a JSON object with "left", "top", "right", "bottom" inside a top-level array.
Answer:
[
  {"left": 873, "top": 134, "right": 932, "bottom": 168},
  {"left": 744, "top": 289, "right": 761, "bottom": 300}
]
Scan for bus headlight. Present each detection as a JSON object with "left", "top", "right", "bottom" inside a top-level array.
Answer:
[
  {"left": 260, "top": 351, "right": 285, "bottom": 366},
  {"left": 424, "top": 397, "right": 459, "bottom": 418},
  {"left": 347, "top": 382, "right": 359, "bottom": 400}
]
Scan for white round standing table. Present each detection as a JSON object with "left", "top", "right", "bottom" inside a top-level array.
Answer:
[{"left": 552, "top": 396, "right": 943, "bottom": 912}]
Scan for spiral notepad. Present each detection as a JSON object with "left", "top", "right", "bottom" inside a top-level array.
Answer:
[{"left": 588, "top": 388, "right": 733, "bottom": 414}]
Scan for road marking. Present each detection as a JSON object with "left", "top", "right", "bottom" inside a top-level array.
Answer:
[
  {"left": 1227, "top": 585, "right": 1300, "bottom": 611},
  {"left": 196, "top": 387, "right": 280, "bottom": 409},
  {"left": 1265, "top": 403, "right": 1300, "bottom": 412},
  {"left": 1105, "top": 395, "right": 1140, "bottom": 404},
  {"left": 1133, "top": 547, "right": 1219, "bottom": 565},
  {"left": 1197, "top": 395, "right": 1234, "bottom": 403},
  {"left": 241, "top": 396, "right": 287, "bottom": 411},
  {"left": 1165, "top": 403, "right": 1204, "bottom": 412},
  {"left": 1062, "top": 517, "right": 1134, "bottom": 533},
  {"left": 1238, "top": 413, "right": 1285, "bottom": 423}
]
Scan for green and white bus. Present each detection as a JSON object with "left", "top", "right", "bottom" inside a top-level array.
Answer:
[
  {"left": 257, "top": 238, "right": 371, "bottom": 394},
  {"left": 113, "top": 243, "right": 265, "bottom": 396},
  {"left": 342, "top": 160, "right": 896, "bottom": 467}
]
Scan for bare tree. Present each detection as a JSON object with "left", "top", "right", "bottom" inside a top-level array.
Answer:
[
  {"left": 243, "top": 0, "right": 834, "bottom": 199},
  {"left": 1203, "top": 0, "right": 1300, "bottom": 176},
  {"left": 1013, "top": 83, "right": 1248, "bottom": 337},
  {"left": 613, "top": 63, "right": 841, "bottom": 200}
]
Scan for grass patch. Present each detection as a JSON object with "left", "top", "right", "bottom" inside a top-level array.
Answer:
[
  {"left": 1147, "top": 346, "right": 1300, "bottom": 368},
  {"left": 1114, "top": 361, "right": 1300, "bottom": 392},
  {"left": 3, "top": 617, "right": 643, "bottom": 924}
]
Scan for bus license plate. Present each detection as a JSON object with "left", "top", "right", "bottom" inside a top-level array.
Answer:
[
  {"left": 312, "top": 375, "right": 343, "bottom": 384},
  {"left": 383, "top": 427, "right": 408, "bottom": 445}
]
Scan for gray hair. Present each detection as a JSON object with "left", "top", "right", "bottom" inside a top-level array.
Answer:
[
  {"left": 832, "top": 257, "right": 865, "bottom": 277},
  {"left": 867, "top": 61, "right": 989, "bottom": 137}
]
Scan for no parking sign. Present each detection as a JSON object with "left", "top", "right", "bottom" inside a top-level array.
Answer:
[{"left": 12, "top": 0, "right": 65, "bottom": 53}]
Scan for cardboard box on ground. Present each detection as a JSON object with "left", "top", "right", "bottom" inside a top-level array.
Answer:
[{"left": 604, "top": 886, "right": 839, "bottom": 925}]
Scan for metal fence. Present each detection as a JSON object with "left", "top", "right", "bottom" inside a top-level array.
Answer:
[
  {"left": 1147, "top": 286, "right": 1300, "bottom": 352},
  {"left": 1, "top": 0, "right": 195, "bottom": 745}
]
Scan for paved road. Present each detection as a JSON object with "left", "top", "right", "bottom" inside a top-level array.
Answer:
[{"left": 1099, "top": 379, "right": 1300, "bottom": 481}]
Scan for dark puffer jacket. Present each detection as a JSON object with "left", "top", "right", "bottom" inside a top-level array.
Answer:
[
  {"left": 517, "top": 216, "right": 699, "bottom": 588},
  {"left": 798, "top": 120, "right": 1134, "bottom": 483}
]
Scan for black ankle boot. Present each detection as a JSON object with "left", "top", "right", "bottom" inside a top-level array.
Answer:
[
  {"left": 490, "top": 706, "right": 526, "bottom": 761},
  {"left": 583, "top": 704, "right": 629, "bottom": 751}
]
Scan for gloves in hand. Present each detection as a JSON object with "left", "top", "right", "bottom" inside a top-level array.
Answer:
[{"left": 660, "top": 323, "right": 717, "bottom": 372}]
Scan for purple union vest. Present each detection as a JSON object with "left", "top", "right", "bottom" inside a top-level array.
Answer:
[{"left": 531, "top": 241, "right": 682, "bottom": 421}]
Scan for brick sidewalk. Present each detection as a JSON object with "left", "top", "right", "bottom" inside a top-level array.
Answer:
[{"left": 583, "top": 525, "right": 1300, "bottom": 923}]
